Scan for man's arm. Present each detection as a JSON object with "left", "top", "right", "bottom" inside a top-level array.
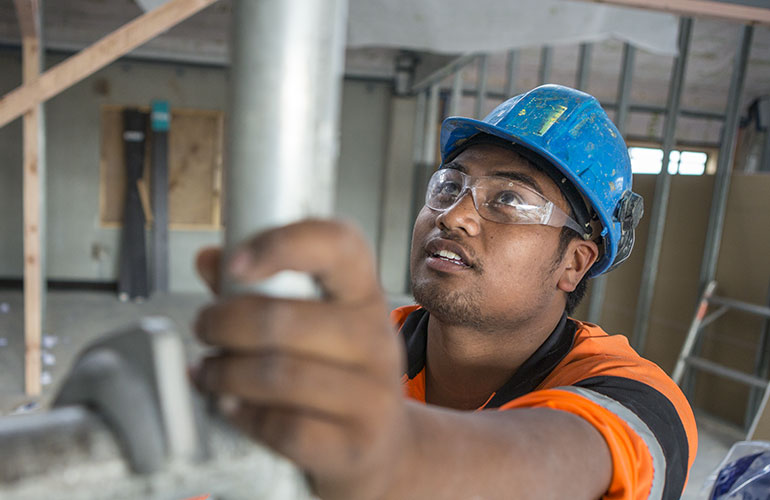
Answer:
[
  {"left": 390, "top": 403, "right": 611, "bottom": 499},
  {"left": 194, "top": 219, "right": 611, "bottom": 500}
]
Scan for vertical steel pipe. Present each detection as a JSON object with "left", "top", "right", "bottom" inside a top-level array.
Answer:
[
  {"left": 698, "top": 26, "right": 754, "bottom": 288},
  {"left": 410, "top": 86, "right": 439, "bottom": 270},
  {"left": 587, "top": 43, "right": 635, "bottom": 324},
  {"left": 760, "top": 98, "right": 770, "bottom": 172},
  {"left": 631, "top": 18, "right": 693, "bottom": 352},
  {"left": 538, "top": 46, "right": 553, "bottom": 85},
  {"left": 505, "top": 49, "right": 518, "bottom": 97},
  {"left": 407, "top": 90, "right": 428, "bottom": 290},
  {"left": 614, "top": 44, "right": 636, "bottom": 134},
  {"left": 449, "top": 70, "right": 463, "bottom": 117},
  {"left": 412, "top": 91, "right": 428, "bottom": 168},
  {"left": 410, "top": 86, "right": 439, "bottom": 290},
  {"left": 425, "top": 83, "right": 441, "bottom": 165},
  {"left": 474, "top": 55, "right": 489, "bottom": 119},
  {"left": 221, "top": 0, "right": 348, "bottom": 488},
  {"left": 575, "top": 43, "right": 592, "bottom": 91},
  {"left": 693, "top": 26, "right": 755, "bottom": 428},
  {"left": 224, "top": 0, "right": 348, "bottom": 297}
]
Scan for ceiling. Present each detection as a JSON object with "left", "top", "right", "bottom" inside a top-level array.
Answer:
[{"left": 0, "top": 0, "right": 768, "bottom": 145}]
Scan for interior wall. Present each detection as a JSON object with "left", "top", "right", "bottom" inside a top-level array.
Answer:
[
  {"left": 0, "top": 50, "right": 392, "bottom": 293},
  {"left": 573, "top": 173, "right": 770, "bottom": 426},
  {"left": 0, "top": 51, "right": 23, "bottom": 278}
]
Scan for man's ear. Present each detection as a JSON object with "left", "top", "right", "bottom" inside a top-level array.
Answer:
[{"left": 557, "top": 239, "right": 599, "bottom": 293}]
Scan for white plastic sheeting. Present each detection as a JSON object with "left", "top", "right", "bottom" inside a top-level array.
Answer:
[{"left": 348, "top": 0, "right": 680, "bottom": 55}]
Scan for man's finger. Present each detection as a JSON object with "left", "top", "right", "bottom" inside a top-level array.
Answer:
[
  {"left": 228, "top": 219, "right": 380, "bottom": 304},
  {"left": 195, "top": 295, "right": 397, "bottom": 371},
  {"left": 195, "top": 246, "right": 223, "bottom": 295},
  {"left": 199, "top": 352, "right": 396, "bottom": 421},
  {"left": 228, "top": 403, "right": 357, "bottom": 479}
]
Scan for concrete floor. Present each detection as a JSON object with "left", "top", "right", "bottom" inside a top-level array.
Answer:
[{"left": 0, "top": 290, "right": 750, "bottom": 498}]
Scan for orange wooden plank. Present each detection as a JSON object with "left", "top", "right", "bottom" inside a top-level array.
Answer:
[
  {"left": 572, "top": 0, "right": 770, "bottom": 25},
  {"left": 0, "top": 0, "right": 219, "bottom": 129}
]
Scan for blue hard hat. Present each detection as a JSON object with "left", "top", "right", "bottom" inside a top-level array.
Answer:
[{"left": 440, "top": 84, "right": 643, "bottom": 277}]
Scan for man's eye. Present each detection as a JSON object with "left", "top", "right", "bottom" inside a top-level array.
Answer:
[
  {"left": 439, "top": 181, "right": 461, "bottom": 196},
  {"left": 493, "top": 190, "right": 524, "bottom": 206}
]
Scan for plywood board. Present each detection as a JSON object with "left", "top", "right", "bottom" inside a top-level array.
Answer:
[
  {"left": 100, "top": 106, "right": 223, "bottom": 230},
  {"left": 167, "top": 109, "right": 223, "bottom": 228},
  {"left": 99, "top": 107, "right": 127, "bottom": 226}
]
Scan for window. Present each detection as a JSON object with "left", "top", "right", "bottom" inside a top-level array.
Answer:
[{"left": 628, "top": 146, "right": 708, "bottom": 176}]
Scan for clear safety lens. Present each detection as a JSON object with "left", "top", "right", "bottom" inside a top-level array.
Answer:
[{"left": 425, "top": 169, "right": 583, "bottom": 234}]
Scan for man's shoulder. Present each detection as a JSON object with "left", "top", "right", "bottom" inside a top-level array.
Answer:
[
  {"left": 567, "top": 318, "right": 639, "bottom": 359},
  {"left": 551, "top": 318, "right": 685, "bottom": 409}
]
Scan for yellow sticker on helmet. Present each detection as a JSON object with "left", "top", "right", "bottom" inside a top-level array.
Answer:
[{"left": 534, "top": 104, "right": 568, "bottom": 136}]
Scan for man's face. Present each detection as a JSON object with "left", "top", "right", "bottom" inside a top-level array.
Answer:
[{"left": 409, "top": 143, "right": 571, "bottom": 330}]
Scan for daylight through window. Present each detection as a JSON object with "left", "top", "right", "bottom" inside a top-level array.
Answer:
[{"left": 628, "top": 147, "right": 708, "bottom": 175}]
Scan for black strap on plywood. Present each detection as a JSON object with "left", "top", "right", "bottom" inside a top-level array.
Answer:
[
  {"left": 118, "top": 109, "right": 149, "bottom": 301},
  {"left": 150, "top": 101, "right": 170, "bottom": 294}
]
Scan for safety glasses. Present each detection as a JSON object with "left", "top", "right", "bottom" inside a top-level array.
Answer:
[{"left": 425, "top": 168, "right": 584, "bottom": 234}]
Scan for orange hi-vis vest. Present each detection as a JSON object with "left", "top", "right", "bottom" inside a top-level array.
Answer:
[{"left": 392, "top": 305, "right": 698, "bottom": 500}]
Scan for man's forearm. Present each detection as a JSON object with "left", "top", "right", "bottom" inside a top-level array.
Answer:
[{"left": 384, "top": 402, "right": 612, "bottom": 500}]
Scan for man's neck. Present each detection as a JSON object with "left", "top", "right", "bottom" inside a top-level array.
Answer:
[{"left": 423, "top": 311, "right": 563, "bottom": 410}]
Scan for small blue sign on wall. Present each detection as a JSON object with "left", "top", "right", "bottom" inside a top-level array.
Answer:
[{"left": 151, "top": 100, "right": 170, "bottom": 132}]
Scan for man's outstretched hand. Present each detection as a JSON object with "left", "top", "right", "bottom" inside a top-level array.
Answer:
[{"left": 193, "top": 220, "right": 408, "bottom": 500}]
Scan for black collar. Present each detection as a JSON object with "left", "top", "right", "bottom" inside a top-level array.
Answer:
[{"left": 399, "top": 309, "right": 576, "bottom": 409}]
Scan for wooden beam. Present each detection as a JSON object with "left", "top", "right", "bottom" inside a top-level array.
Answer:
[
  {"left": 571, "top": 0, "right": 770, "bottom": 25},
  {"left": 13, "top": 0, "right": 40, "bottom": 40},
  {"left": 0, "top": 0, "right": 219, "bottom": 129},
  {"left": 18, "top": 2, "right": 42, "bottom": 396}
]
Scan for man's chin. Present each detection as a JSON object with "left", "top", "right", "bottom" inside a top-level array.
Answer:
[{"left": 411, "top": 281, "right": 485, "bottom": 328}]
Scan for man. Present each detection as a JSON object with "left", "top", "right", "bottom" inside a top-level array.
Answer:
[{"left": 194, "top": 85, "right": 697, "bottom": 499}]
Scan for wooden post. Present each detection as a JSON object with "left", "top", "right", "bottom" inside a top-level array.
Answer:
[{"left": 15, "top": 0, "right": 43, "bottom": 395}]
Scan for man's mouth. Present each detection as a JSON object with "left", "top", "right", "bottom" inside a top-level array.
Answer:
[
  {"left": 432, "top": 249, "right": 469, "bottom": 267},
  {"left": 424, "top": 239, "right": 474, "bottom": 269}
]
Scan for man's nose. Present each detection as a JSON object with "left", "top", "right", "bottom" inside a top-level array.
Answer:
[{"left": 435, "top": 189, "right": 482, "bottom": 236}]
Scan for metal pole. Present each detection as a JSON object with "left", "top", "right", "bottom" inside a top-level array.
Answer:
[
  {"left": 760, "top": 97, "right": 770, "bottom": 172},
  {"left": 224, "top": 0, "right": 348, "bottom": 298},
  {"left": 631, "top": 17, "right": 693, "bottom": 352},
  {"left": 750, "top": 281, "right": 770, "bottom": 426},
  {"left": 575, "top": 43, "right": 592, "bottom": 91},
  {"left": 150, "top": 100, "right": 170, "bottom": 294},
  {"left": 407, "top": 90, "right": 428, "bottom": 291},
  {"left": 698, "top": 25, "right": 754, "bottom": 289},
  {"left": 587, "top": 43, "right": 635, "bottom": 324},
  {"left": 221, "top": 0, "right": 348, "bottom": 488},
  {"left": 474, "top": 55, "right": 488, "bottom": 119},
  {"left": 615, "top": 44, "right": 635, "bottom": 133},
  {"left": 425, "top": 84, "right": 440, "bottom": 165},
  {"left": 449, "top": 70, "right": 463, "bottom": 117},
  {"left": 412, "top": 91, "right": 428, "bottom": 168},
  {"left": 690, "top": 25, "right": 754, "bottom": 427},
  {"left": 505, "top": 49, "right": 518, "bottom": 97},
  {"left": 538, "top": 46, "right": 553, "bottom": 85}
]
